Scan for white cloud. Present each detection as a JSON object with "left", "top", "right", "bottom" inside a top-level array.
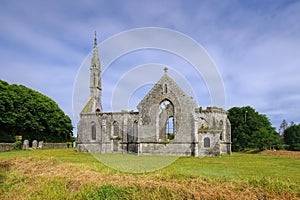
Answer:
[{"left": 1, "top": 0, "right": 300, "bottom": 130}]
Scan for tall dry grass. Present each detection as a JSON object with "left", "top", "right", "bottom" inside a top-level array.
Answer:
[{"left": 0, "top": 149, "right": 299, "bottom": 200}]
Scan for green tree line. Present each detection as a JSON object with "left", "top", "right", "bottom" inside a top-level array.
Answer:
[
  {"left": 283, "top": 124, "right": 300, "bottom": 151},
  {"left": 0, "top": 80, "right": 73, "bottom": 143},
  {"left": 228, "top": 106, "right": 280, "bottom": 152}
]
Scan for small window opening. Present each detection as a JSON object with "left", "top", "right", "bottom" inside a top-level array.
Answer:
[
  {"left": 91, "top": 122, "right": 96, "bottom": 140},
  {"left": 204, "top": 137, "right": 210, "bottom": 148},
  {"left": 113, "top": 121, "right": 119, "bottom": 136},
  {"left": 164, "top": 84, "right": 167, "bottom": 93}
]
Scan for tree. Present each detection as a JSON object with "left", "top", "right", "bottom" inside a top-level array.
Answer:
[
  {"left": 0, "top": 80, "right": 73, "bottom": 143},
  {"left": 279, "top": 120, "right": 288, "bottom": 135},
  {"left": 283, "top": 124, "right": 300, "bottom": 151},
  {"left": 228, "top": 106, "right": 279, "bottom": 151}
]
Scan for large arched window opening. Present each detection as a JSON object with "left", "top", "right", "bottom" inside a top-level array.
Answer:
[
  {"left": 159, "top": 99, "right": 175, "bottom": 140},
  {"left": 91, "top": 122, "right": 96, "bottom": 140}
]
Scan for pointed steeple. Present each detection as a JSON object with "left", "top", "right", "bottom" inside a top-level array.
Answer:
[
  {"left": 91, "top": 31, "right": 101, "bottom": 70},
  {"left": 94, "top": 31, "right": 97, "bottom": 45},
  {"left": 89, "top": 32, "right": 102, "bottom": 112}
]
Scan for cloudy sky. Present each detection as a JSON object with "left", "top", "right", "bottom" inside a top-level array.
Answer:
[{"left": 1, "top": 0, "right": 300, "bottom": 132}]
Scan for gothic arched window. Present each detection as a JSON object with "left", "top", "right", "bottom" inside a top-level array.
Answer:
[
  {"left": 204, "top": 137, "right": 210, "bottom": 148},
  {"left": 133, "top": 120, "right": 138, "bottom": 142},
  {"left": 91, "top": 122, "right": 96, "bottom": 140},
  {"left": 113, "top": 121, "right": 119, "bottom": 136},
  {"left": 159, "top": 99, "right": 175, "bottom": 140}
]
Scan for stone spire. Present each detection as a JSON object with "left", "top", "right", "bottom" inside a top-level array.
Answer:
[
  {"left": 91, "top": 32, "right": 101, "bottom": 71},
  {"left": 89, "top": 32, "right": 102, "bottom": 112}
]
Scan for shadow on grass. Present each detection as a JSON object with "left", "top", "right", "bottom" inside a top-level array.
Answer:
[
  {"left": 242, "top": 149, "right": 262, "bottom": 154},
  {"left": 91, "top": 153, "right": 179, "bottom": 173}
]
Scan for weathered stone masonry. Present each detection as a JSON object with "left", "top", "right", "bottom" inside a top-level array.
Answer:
[{"left": 77, "top": 36, "right": 231, "bottom": 156}]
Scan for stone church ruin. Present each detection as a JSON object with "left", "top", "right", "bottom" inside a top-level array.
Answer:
[{"left": 77, "top": 36, "right": 231, "bottom": 156}]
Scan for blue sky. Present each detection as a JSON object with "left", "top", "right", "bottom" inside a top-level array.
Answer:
[{"left": 1, "top": 0, "right": 300, "bottom": 132}]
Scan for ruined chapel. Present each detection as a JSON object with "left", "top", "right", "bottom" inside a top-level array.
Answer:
[{"left": 77, "top": 36, "right": 231, "bottom": 156}]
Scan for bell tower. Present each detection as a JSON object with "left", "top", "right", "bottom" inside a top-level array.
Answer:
[{"left": 89, "top": 32, "right": 102, "bottom": 112}]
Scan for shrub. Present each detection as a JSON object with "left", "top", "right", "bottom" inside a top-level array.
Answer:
[{"left": 13, "top": 141, "right": 22, "bottom": 150}]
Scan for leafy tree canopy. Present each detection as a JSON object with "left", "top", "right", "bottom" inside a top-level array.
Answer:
[
  {"left": 284, "top": 124, "right": 300, "bottom": 151},
  {"left": 0, "top": 80, "right": 73, "bottom": 143},
  {"left": 228, "top": 106, "right": 279, "bottom": 151}
]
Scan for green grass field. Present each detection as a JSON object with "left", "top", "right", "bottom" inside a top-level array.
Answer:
[{"left": 0, "top": 149, "right": 299, "bottom": 199}]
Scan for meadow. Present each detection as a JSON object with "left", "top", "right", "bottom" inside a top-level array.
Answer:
[{"left": 0, "top": 149, "right": 299, "bottom": 199}]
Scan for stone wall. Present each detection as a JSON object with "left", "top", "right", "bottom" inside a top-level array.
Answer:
[
  {"left": 0, "top": 143, "right": 14, "bottom": 152},
  {"left": 42, "top": 143, "right": 70, "bottom": 149},
  {"left": 139, "top": 142, "right": 193, "bottom": 156},
  {"left": 0, "top": 142, "right": 74, "bottom": 152},
  {"left": 77, "top": 111, "right": 139, "bottom": 153}
]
